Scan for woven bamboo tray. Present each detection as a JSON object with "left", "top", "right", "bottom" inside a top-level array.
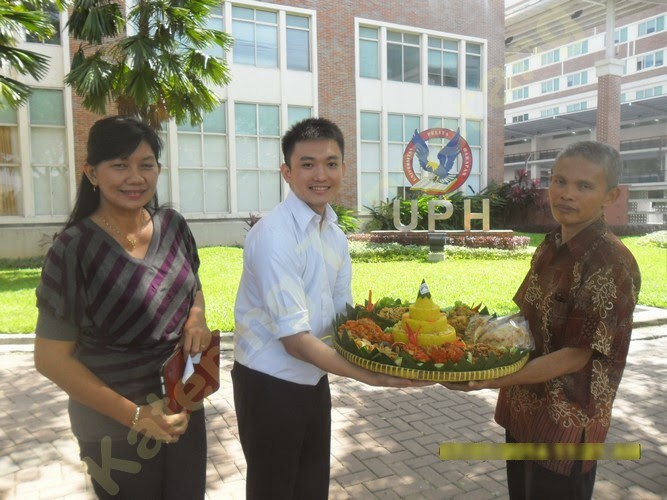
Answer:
[{"left": 333, "top": 339, "right": 529, "bottom": 382}]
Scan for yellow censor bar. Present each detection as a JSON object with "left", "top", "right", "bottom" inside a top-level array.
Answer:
[{"left": 439, "top": 442, "right": 641, "bottom": 461}]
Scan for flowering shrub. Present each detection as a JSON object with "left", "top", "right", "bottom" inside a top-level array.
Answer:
[
  {"left": 509, "top": 169, "right": 541, "bottom": 206},
  {"left": 348, "top": 232, "right": 529, "bottom": 250}
]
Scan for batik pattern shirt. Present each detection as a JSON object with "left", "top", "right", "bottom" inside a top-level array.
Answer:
[
  {"left": 495, "top": 217, "right": 641, "bottom": 475},
  {"left": 36, "top": 208, "right": 201, "bottom": 441}
]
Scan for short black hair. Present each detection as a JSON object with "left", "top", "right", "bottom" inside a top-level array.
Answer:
[
  {"left": 281, "top": 117, "right": 345, "bottom": 167},
  {"left": 555, "top": 141, "right": 621, "bottom": 189}
]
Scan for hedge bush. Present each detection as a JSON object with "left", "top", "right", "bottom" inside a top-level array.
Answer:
[
  {"left": 348, "top": 232, "right": 530, "bottom": 250},
  {"left": 348, "top": 240, "right": 533, "bottom": 262}
]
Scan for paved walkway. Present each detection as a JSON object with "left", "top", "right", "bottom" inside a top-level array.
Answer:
[{"left": 1, "top": 306, "right": 666, "bottom": 499}]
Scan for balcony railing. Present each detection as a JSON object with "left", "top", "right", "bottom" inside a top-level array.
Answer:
[{"left": 504, "top": 135, "right": 667, "bottom": 164}]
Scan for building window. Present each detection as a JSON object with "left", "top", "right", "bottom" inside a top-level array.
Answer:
[
  {"left": 541, "top": 49, "right": 560, "bottom": 65},
  {"left": 636, "top": 86, "right": 663, "bottom": 99},
  {"left": 540, "top": 107, "right": 559, "bottom": 117},
  {"left": 25, "top": 4, "right": 60, "bottom": 45},
  {"left": 566, "top": 71, "right": 588, "bottom": 87},
  {"left": 512, "top": 86, "right": 529, "bottom": 100},
  {"left": 286, "top": 14, "right": 310, "bottom": 71},
  {"left": 638, "top": 15, "right": 665, "bottom": 36},
  {"left": 0, "top": 105, "right": 21, "bottom": 215},
  {"left": 512, "top": 59, "right": 529, "bottom": 74},
  {"left": 566, "top": 101, "right": 587, "bottom": 112},
  {"left": 428, "top": 37, "right": 458, "bottom": 87},
  {"left": 359, "top": 26, "right": 379, "bottom": 79},
  {"left": 287, "top": 106, "right": 312, "bottom": 128},
  {"left": 204, "top": 5, "right": 224, "bottom": 58},
  {"left": 177, "top": 104, "right": 229, "bottom": 215},
  {"left": 636, "top": 50, "right": 664, "bottom": 71},
  {"left": 465, "top": 43, "right": 481, "bottom": 90},
  {"left": 359, "top": 112, "right": 381, "bottom": 210},
  {"left": 388, "top": 113, "right": 419, "bottom": 198},
  {"left": 512, "top": 114, "right": 529, "bottom": 123},
  {"left": 232, "top": 7, "right": 278, "bottom": 68},
  {"left": 541, "top": 78, "right": 559, "bottom": 94},
  {"left": 465, "top": 120, "right": 481, "bottom": 194},
  {"left": 566, "top": 40, "right": 588, "bottom": 58},
  {"left": 29, "top": 89, "right": 68, "bottom": 216},
  {"left": 428, "top": 116, "right": 459, "bottom": 132},
  {"left": 614, "top": 27, "right": 628, "bottom": 43},
  {"left": 235, "top": 103, "right": 281, "bottom": 212},
  {"left": 387, "top": 31, "right": 420, "bottom": 83}
]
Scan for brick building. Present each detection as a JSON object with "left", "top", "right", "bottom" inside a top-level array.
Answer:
[
  {"left": 504, "top": 0, "right": 667, "bottom": 225},
  {"left": 0, "top": 0, "right": 504, "bottom": 258}
]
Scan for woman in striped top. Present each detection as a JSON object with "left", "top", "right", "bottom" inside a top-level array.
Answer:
[{"left": 34, "top": 116, "right": 212, "bottom": 499}]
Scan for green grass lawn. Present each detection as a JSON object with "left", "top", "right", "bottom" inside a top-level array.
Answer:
[{"left": 1, "top": 235, "right": 665, "bottom": 333}]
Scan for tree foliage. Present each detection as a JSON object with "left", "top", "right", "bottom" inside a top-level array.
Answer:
[
  {"left": 65, "top": 0, "right": 233, "bottom": 128},
  {"left": 0, "top": 1, "right": 63, "bottom": 109}
]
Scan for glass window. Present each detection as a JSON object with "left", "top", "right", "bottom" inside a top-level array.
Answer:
[
  {"left": 177, "top": 104, "right": 229, "bottom": 214},
  {"left": 426, "top": 117, "right": 459, "bottom": 163},
  {"left": 638, "top": 16, "right": 665, "bottom": 36},
  {"left": 464, "top": 120, "right": 481, "bottom": 194},
  {"left": 428, "top": 38, "right": 458, "bottom": 87},
  {"left": 359, "top": 112, "right": 380, "bottom": 209},
  {"left": 465, "top": 43, "right": 481, "bottom": 90},
  {"left": 566, "top": 71, "right": 588, "bottom": 87},
  {"left": 541, "top": 78, "right": 559, "bottom": 93},
  {"left": 428, "top": 116, "right": 459, "bottom": 131},
  {"left": 512, "top": 59, "right": 529, "bottom": 74},
  {"left": 232, "top": 7, "right": 278, "bottom": 68},
  {"left": 388, "top": 114, "right": 419, "bottom": 198},
  {"left": 387, "top": 30, "right": 420, "bottom": 83},
  {"left": 567, "top": 40, "right": 588, "bottom": 58},
  {"left": 286, "top": 14, "right": 310, "bottom": 71},
  {"left": 25, "top": 4, "right": 60, "bottom": 45},
  {"left": 0, "top": 105, "right": 21, "bottom": 216},
  {"left": 541, "top": 49, "right": 560, "bottom": 66},
  {"left": 614, "top": 27, "right": 628, "bottom": 44},
  {"left": 28, "top": 89, "right": 68, "bottom": 216},
  {"left": 235, "top": 103, "right": 281, "bottom": 212},
  {"left": 359, "top": 26, "right": 379, "bottom": 79},
  {"left": 287, "top": 106, "right": 312, "bottom": 128},
  {"left": 637, "top": 50, "right": 664, "bottom": 71},
  {"left": 204, "top": 7, "right": 225, "bottom": 58}
]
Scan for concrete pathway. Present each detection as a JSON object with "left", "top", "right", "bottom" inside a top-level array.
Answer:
[{"left": 1, "top": 307, "right": 666, "bottom": 499}]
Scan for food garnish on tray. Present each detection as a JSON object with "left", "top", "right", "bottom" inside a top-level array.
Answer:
[{"left": 333, "top": 280, "right": 533, "bottom": 380}]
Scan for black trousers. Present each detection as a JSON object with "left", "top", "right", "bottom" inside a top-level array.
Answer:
[
  {"left": 78, "top": 408, "right": 207, "bottom": 500},
  {"left": 232, "top": 361, "right": 331, "bottom": 500},
  {"left": 506, "top": 431, "right": 597, "bottom": 500}
]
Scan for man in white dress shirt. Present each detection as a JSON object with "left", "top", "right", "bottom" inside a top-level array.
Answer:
[{"left": 232, "top": 118, "right": 427, "bottom": 500}]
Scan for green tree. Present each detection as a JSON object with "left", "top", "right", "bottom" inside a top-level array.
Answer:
[
  {"left": 65, "top": 0, "right": 232, "bottom": 128},
  {"left": 0, "top": 1, "right": 62, "bottom": 110}
]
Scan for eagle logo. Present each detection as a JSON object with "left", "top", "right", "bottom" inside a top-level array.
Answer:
[{"left": 402, "top": 128, "right": 473, "bottom": 195}]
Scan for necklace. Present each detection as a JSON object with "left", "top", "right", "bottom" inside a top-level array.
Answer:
[{"left": 100, "top": 211, "right": 145, "bottom": 251}]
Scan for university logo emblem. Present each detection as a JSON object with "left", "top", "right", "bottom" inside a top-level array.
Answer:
[{"left": 402, "top": 128, "right": 473, "bottom": 195}]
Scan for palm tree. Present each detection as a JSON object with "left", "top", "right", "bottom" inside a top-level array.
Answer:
[
  {"left": 0, "top": 1, "right": 61, "bottom": 110},
  {"left": 65, "top": 0, "right": 233, "bottom": 129}
]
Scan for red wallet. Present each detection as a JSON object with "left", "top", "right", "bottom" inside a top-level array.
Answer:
[{"left": 160, "top": 330, "right": 221, "bottom": 413}]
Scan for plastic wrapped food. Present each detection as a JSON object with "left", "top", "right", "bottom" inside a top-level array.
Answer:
[{"left": 465, "top": 313, "right": 535, "bottom": 350}]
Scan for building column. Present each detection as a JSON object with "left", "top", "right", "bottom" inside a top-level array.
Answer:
[{"left": 595, "top": 59, "right": 624, "bottom": 150}]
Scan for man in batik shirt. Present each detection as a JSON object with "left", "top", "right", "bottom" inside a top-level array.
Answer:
[{"left": 446, "top": 141, "right": 641, "bottom": 499}]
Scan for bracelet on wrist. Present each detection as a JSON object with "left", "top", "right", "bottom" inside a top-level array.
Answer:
[{"left": 131, "top": 405, "right": 141, "bottom": 428}]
